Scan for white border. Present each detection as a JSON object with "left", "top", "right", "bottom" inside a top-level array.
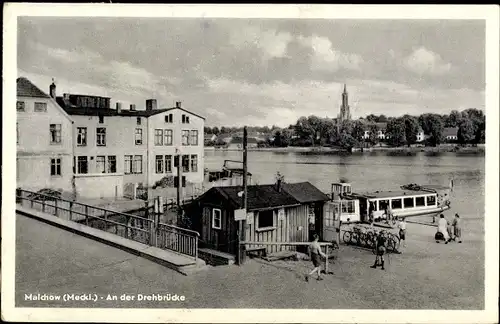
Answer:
[{"left": 2, "top": 4, "right": 499, "bottom": 323}]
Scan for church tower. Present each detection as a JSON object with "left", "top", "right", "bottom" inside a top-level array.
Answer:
[{"left": 338, "top": 84, "right": 351, "bottom": 122}]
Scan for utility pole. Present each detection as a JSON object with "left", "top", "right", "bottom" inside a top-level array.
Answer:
[
  {"left": 176, "top": 151, "right": 183, "bottom": 222},
  {"left": 238, "top": 126, "right": 248, "bottom": 265}
]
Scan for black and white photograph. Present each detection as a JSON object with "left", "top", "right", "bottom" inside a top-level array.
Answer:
[{"left": 2, "top": 4, "right": 499, "bottom": 323}]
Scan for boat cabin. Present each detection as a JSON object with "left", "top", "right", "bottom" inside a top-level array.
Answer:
[{"left": 330, "top": 182, "right": 451, "bottom": 223}]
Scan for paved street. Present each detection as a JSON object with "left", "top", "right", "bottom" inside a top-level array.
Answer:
[{"left": 16, "top": 214, "right": 484, "bottom": 309}]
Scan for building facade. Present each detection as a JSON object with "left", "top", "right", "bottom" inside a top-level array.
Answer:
[
  {"left": 16, "top": 77, "right": 205, "bottom": 200},
  {"left": 16, "top": 78, "right": 74, "bottom": 193}
]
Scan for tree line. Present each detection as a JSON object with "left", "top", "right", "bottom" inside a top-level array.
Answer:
[{"left": 205, "top": 108, "right": 485, "bottom": 149}]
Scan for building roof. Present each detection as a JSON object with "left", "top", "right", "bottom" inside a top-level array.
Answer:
[
  {"left": 17, "top": 77, "right": 50, "bottom": 98},
  {"left": 208, "top": 184, "right": 300, "bottom": 211},
  {"left": 443, "top": 127, "right": 458, "bottom": 137},
  {"left": 281, "top": 182, "right": 330, "bottom": 203},
  {"left": 230, "top": 136, "right": 259, "bottom": 144},
  {"left": 56, "top": 97, "right": 205, "bottom": 119}
]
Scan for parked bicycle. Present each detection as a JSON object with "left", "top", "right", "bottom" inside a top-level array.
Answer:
[{"left": 342, "top": 225, "right": 400, "bottom": 253}]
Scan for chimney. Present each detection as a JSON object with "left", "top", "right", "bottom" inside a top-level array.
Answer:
[
  {"left": 116, "top": 102, "right": 122, "bottom": 114},
  {"left": 276, "top": 178, "right": 282, "bottom": 192},
  {"left": 49, "top": 79, "right": 56, "bottom": 99},
  {"left": 146, "top": 99, "right": 157, "bottom": 111},
  {"left": 175, "top": 101, "right": 181, "bottom": 108},
  {"left": 130, "top": 104, "right": 136, "bottom": 111}
]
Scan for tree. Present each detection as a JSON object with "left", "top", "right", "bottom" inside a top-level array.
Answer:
[
  {"left": 457, "top": 119, "right": 476, "bottom": 145},
  {"left": 419, "top": 113, "right": 444, "bottom": 146},
  {"left": 212, "top": 126, "right": 220, "bottom": 135},
  {"left": 386, "top": 118, "right": 406, "bottom": 147},
  {"left": 403, "top": 115, "right": 420, "bottom": 147},
  {"left": 445, "top": 110, "right": 462, "bottom": 127},
  {"left": 351, "top": 120, "right": 366, "bottom": 144},
  {"left": 204, "top": 127, "right": 212, "bottom": 134},
  {"left": 378, "top": 114, "right": 388, "bottom": 123},
  {"left": 367, "top": 123, "right": 379, "bottom": 146},
  {"left": 338, "top": 132, "right": 358, "bottom": 152}
]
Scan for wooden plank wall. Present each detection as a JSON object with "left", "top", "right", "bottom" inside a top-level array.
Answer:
[
  {"left": 244, "top": 204, "right": 310, "bottom": 254},
  {"left": 201, "top": 206, "right": 237, "bottom": 254}
]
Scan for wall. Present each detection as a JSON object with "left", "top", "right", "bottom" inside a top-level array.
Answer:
[
  {"left": 74, "top": 174, "right": 123, "bottom": 199},
  {"left": 147, "top": 108, "right": 204, "bottom": 186},
  {"left": 245, "top": 205, "right": 309, "bottom": 254},
  {"left": 16, "top": 96, "right": 73, "bottom": 192}
]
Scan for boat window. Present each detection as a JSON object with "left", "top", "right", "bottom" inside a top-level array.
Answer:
[
  {"left": 369, "top": 201, "right": 377, "bottom": 212},
  {"left": 343, "top": 185, "right": 351, "bottom": 194},
  {"left": 404, "top": 197, "right": 415, "bottom": 208},
  {"left": 341, "top": 201, "right": 355, "bottom": 213},
  {"left": 391, "top": 199, "right": 402, "bottom": 210},
  {"left": 427, "top": 196, "right": 436, "bottom": 206},
  {"left": 379, "top": 200, "right": 390, "bottom": 211},
  {"left": 415, "top": 196, "right": 425, "bottom": 207}
]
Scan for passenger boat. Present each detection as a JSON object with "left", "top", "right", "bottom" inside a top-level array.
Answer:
[{"left": 327, "top": 181, "right": 452, "bottom": 224}]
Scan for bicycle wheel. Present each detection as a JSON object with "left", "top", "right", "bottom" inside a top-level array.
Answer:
[
  {"left": 350, "top": 232, "right": 359, "bottom": 245},
  {"left": 342, "top": 231, "right": 352, "bottom": 244}
]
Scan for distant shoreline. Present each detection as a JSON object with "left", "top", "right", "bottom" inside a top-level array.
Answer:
[{"left": 204, "top": 144, "right": 485, "bottom": 154}]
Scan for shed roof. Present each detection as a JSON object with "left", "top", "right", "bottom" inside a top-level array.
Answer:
[
  {"left": 17, "top": 77, "right": 50, "bottom": 98},
  {"left": 281, "top": 182, "right": 330, "bottom": 203},
  {"left": 443, "top": 127, "right": 458, "bottom": 137}
]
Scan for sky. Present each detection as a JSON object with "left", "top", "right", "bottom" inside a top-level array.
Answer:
[{"left": 17, "top": 17, "right": 485, "bottom": 127}]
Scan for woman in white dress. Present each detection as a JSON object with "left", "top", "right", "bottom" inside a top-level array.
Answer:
[{"left": 437, "top": 214, "right": 451, "bottom": 244}]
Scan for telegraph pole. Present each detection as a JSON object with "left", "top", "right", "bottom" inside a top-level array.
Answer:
[
  {"left": 176, "top": 150, "right": 183, "bottom": 222},
  {"left": 238, "top": 126, "right": 248, "bottom": 264}
]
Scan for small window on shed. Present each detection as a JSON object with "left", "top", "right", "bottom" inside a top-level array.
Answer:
[
  {"left": 212, "top": 208, "right": 221, "bottom": 229},
  {"left": 258, "top": 210, "right": 274, "bottom": 229}
]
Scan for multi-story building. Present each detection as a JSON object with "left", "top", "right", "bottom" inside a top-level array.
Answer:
[
  {"left": 16, "top": 77, "right": 204, "bottom": 199},
  {"left": 16, "top": 78, "right": 74, "bottom": 193}
]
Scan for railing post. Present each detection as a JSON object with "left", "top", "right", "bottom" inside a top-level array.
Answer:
[
  {"left": 85, "top": 205, "right": 89, "bottom": 226},
  {"left": 195, "top": 236, "right": 198, "bottom": 262},
  {"left": 54, "top": 199, "right": 58, "bottom": 217},
  {"left": 69, "top": 201, "right": 73, "bottom": 221},
  {"left": 42, "top": 199, "right": 46, "bottom": 213}
]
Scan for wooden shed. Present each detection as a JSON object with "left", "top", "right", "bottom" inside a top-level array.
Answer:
[{"left": 188, "top": 180, "right": 330, "bottom": 256}]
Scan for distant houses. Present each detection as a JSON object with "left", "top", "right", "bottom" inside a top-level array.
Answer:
[
  {"left": 204, "top": 132, "right": 270, "bottom": 148},
  {"left": 443, "top": 127, "right": 459, "bottom": 141}
]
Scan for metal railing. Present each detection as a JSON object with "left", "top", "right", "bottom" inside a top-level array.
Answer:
[{"left": 16, "top": 189, "right": 199, "bottom": 261}]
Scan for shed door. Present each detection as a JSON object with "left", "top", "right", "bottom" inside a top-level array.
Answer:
[{"left": 323, "top": 201, "right": 338, "bottom": 242}]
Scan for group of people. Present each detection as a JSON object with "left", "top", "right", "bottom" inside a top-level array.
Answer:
[{"left": 436, "top": 213, "right": 462, "bottom": 244}]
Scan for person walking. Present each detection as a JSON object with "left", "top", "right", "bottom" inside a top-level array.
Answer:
[
  {"left": 306, "top": 234, "right": 327, "bottom": 282},
  {"left": 452, "top": 213, "right": 462, "bottom": 243},
  {"left": 397, "top": 217, "right": 407, "bottom": 249},
  {"left": 437, "top": 214, "right": 451, "bottom": 244},
  {"left": 371, "top": 231, "right": 387, "bottom": 270}
]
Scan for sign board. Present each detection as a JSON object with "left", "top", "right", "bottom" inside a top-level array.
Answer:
[
  {"left": 246, "top": 212, "right": 254, "bottom": 225},
  {"left": 234, "top": 208, "right": 246, "bottom": 221},
  {"left": 277, "top": 208, "right": 285, "bottom": 221}
]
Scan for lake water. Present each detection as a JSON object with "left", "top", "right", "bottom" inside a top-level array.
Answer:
[{"left": 205, "top": 150, "right": 485, "bottom": 237}]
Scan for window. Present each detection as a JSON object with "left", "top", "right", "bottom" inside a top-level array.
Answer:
[
  {"left": 415, "top": 196, "right": 426, "bottom": 207},
  {"left": 124, "top": 155, "right": 133, "bottom": 174},
  {"left": 182, "top": 114, "right": 186, "bottom": 123},
  {"left": 391, "top": 198, "right": 402, "bottom": 210},
  {"left": 403, "top": 197, "right": 415, "bottom": 209},
  {"left": 136, "top": 117, "right": 141, "bottom": 125},
  {"left": 50, "top": 158, "right": 61, "bottom": 176},
  {"left": 369, "top": 200, "right": 378, "bottom": 212},
  {"left": 258, "top": 210, "right": 274, "bottom": 229},
  {"left": 50, "top": 124, "right": 62, "bottom": 144},
  {"left": 182, "top": 155, "right": 190, "bottom": 173},
  {"left": 379, "top": 200, "right": 390, "bottom": 211},
  {"left": 190, "top": 155, "right": 198, "bottom": 172},
  {"left": 77, "top": 156, "right": 88, "bottom": 174},
  {"left": 96, "top": 127, "right": 106, "bottom": 146},
  {"left": 189, "top": 130, "right": 199, "bottom": 146},
  {"left": 77, "top": 127, "right": 87, "bottom": 146},
  {"left": 182, "top": 130, "right": 190, "bottom": 146},
  {"left": 133, "top": 155, "right": 143, "bottom": 174},
  {"left": 154, "top": 129, "right": 164, "bottom": 146},
  {"left": 156, "top": 155, "right": 164, "bottom": 173},
  {"left": 164, "top": 129, "right": 173, "bottom": 145},
  {"left": 98, "top": 115, "right": 104, "bottom": 124},
  {"left": 96, "top": 156, "right": 106, "bottom": 173},
  {"left": 17, "top": 101, "right": 25, "bottom": 112},
  {"left": 34, "top": 102, "right": 47, "bottom": 112},
  {"left": 341, "top": 201, "right": 355, "bottom": 213},
  {"left": 426, "top": 195, "right": 436, "bottom": 206},
  {"left": 135, "top": 128, "right": 143, "bottom": 145},
  {"left": 212, "top": 208, "right": 222, "bottom": 229},
  {"left": 165, "top": 114, "right": 173, "bottom": 123},
  {"left": 107, "top": 156, "right": 116, "bottom": 173},
  {"left": 165, "top": 155, "right": 172, "bottom": 173}
]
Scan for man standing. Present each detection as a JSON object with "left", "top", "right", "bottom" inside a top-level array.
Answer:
[
  {"left": 397, "top": 217, "right": 407, "bottom": 249},
  {"left": 437, "top": 214, "right": 452, "bottom": 244},
  {"left": 452, "top": 213, "right": 462, "bottom": 243},
  {"left": 306, "top": 234, "right": 327, "bottom": 282},
  {"left": 371, "top": 231, "right": 387, "bottom": 270}
]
